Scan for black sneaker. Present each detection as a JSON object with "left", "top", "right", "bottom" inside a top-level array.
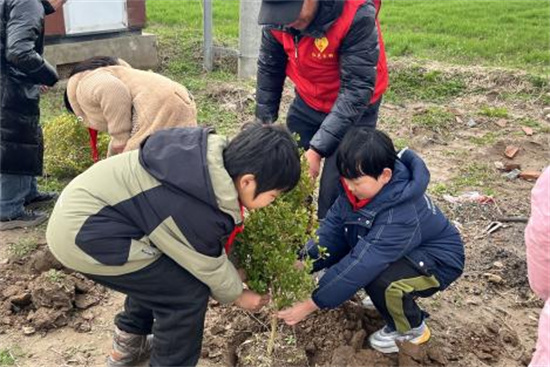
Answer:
[
  {"left": 0, "top": 210, "right": 48, "bottom": 231},
  {"left": 25, "top": 192, "right": 58, "bottom": 209}
]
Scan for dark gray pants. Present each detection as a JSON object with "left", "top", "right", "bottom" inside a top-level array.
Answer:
[
  {"left": 286, "top": 94, "right": 381, "bottom": 219},
  {"left": 87, "top": 255, "right": 210, "bottom": 367}
]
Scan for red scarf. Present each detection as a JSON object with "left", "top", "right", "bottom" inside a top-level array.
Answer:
[
  {"left": 224, "top": 203, "right": 245, "bottom": 254},
  {"left": 88, "top": 128, "right": 99, "bottom": 163},
  {"left": 340, "top": 178, "right": 371, "bottom": 211}
]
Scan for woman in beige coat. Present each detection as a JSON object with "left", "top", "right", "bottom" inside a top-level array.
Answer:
[{"left": 64, "top": 56, "right": 197, "bottom": 157}]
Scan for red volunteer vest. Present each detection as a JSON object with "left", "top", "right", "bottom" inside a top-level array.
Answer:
[{"left": 271, "top": 0, "right": 388, "bottom": 113}]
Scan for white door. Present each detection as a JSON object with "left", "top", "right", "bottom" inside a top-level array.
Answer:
[{"left": 64, "top": 0, "right": 128, "bottom": 35}]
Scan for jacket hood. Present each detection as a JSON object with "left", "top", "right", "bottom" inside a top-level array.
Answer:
[
  {"left": 360, "top": 149, "right": 430, "bottom": 215},
  {"left": 138, "top": 127, "right": 241, "bottom": 224}
]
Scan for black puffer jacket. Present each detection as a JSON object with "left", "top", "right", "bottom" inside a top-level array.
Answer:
[
  {"left": 255, "top": 0, "right": 381, "bottom": 157},
  {"left": 0, "top": 0, "right": 59, "bottom": 176}
]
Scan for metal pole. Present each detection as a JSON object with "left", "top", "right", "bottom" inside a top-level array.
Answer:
[
  {"left": 238, "top": 0, "right": 262, "bottom": 78},
  {"left": 203, "top": 0, "right": 213, "bottom": 71}
]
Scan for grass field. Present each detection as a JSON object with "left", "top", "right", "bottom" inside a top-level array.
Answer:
[{"left": 146, "top": 0, "right": 550, "bottom": 74}]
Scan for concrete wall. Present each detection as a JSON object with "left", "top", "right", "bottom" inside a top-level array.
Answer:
[{"left": 44, "top": 33, "right": 158, "bottom": 73}]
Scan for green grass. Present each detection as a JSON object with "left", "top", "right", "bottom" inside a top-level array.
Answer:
[
  {"left": 8, "top": 238, "right": 39, "bottom": 259},
  {"left": 469, "top": 131, "right": 499, "bottom": 146},
  {"left": 146, "top": 0, "right": 550, "bottom": 73},
  {"left": 452, "top": 162, "right": 496, "bottom": 194},
  {"left": 478, "top": 105, "right": 509, "bottom": 118},
  {"left": 384, "top": 67, "right": 465, "bottom": 102},
  {"left": 411, "top": 107, "right": 455, "bottom": 133},
  {"left": 380, "top": 0, "right": 550, "bottom": 74},
  {"left": 0, "top": 350, "right": 15, "bottom": 366},
  {"left": 0, "top": 347, "right": 24, "bottom": 366}
]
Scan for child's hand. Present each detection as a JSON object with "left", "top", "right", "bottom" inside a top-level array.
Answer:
[
  {"left": 305, "top": 149, "right": 322, "bottom": 179},
  {"left": 277, "top": 298, "right": 319, "bottom": 325},
  {"left": 234, "top": 290, "right": 270, "bottom": 312}
]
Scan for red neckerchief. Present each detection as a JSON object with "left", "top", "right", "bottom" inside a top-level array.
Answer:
[
  {"left": 88, "top": 128, "right": 99, "bottom": 163},
  {"left": 340, "top": 178, "right": 371, "bottom": 211},
  {"left": 224, "top": 203, "right": 245, "bottom": 254}
]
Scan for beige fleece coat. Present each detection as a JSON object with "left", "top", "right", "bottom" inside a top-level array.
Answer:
[{"left": 67, "top": 62, "right": 197, "bottom": 155}]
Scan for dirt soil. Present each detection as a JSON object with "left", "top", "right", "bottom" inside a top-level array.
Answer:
[{"left": 0, "top": 61, "right": 548, "bottom": 367}]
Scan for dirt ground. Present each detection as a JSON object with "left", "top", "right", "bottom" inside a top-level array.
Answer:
[{"left": 0, "top": 61, "right": 548, "bottom": 367}]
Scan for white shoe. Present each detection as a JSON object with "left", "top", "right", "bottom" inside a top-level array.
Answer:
[{"left": 369, "top": 321, "right": 431, "bottom": 354}]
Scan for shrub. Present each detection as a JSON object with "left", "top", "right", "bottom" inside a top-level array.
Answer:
[
  {"left": 43, "top": 114, "right": 108, "bottom": 178},
  {"left": 235, "top": 156, "right": 319, "bottom": 354}
]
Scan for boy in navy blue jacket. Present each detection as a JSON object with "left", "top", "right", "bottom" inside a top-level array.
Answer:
[{"left": 278, "top": 128, "right": 465, "bottom": 353}]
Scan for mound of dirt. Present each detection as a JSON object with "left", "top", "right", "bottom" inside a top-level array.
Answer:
[{"left": 0, "top": 245, "right": 106, "bottom": 335}]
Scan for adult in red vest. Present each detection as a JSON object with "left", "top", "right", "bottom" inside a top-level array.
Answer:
[{"left": 255, "top": 0, "right": 388, "bottom": 219}]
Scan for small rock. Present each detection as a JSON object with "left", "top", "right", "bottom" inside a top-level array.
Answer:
[
  {"left": 466, "top": 298, "right": 480, "bottom": 306},
  {"left": 485, "top": 323, "right": 499, "bottom": 334},
  {"left": 9, "top": 293, "right": 31, "bottom": 307},
  {"left": 521, "top": 126, "right": 534, "bottom": 136},
  {"left": 210, "top": 324, "right": 224, "bottom": 335},
  {"left": 546, "top": 114, "right": 550, "bottom": 121},
  {"left": 81, "top": 310, "right": 95, "bottom": 321},
  {"left": 493, "top": 261, "right": 504, "bottom": 269},
  {"left": 455, "top": 116, "right": 463, "bottom": 124},
  {"left": 503, "top": 169, "right": 521, "bottom": 180},
  {"left": 494, "top": 161, "right": 504, "bottom": 170},
  {"left": 427, "top": 347, "right": 448, "bottom": 365},
  {"left": 504, "top": 145, "right": 520, "bottom": 159},
  {"left": 483, "top": 273, "right": 503, "bottom": 284},
  {"left": 504, "top": 163, "right": 521, "bottom": 171},
  {"left": 493, "top": 119, "right": 507, "bottom": 128},
  {"left": 22, "top": 326, "right": 36, "bottom": 335},
  {"left": 74, "top": 294, "right": 99, "bottom": 310},
  {"left": 467, "top": 118, "right": 477, "bottom": 127},
  {"left": 397, "top": 340, "right": 426, "bottom": 362},
  {"left": 543, "top": 107, "right": 550, "bottom": 114},
  {"left": 520, "top": 170, "right": 541, "bottom": 181},
  {"left": 305, "top": 342, "right": 316, "bottom": 353},
  {"left": 350, "top": 330, "right": 366, "bottom": 351}
]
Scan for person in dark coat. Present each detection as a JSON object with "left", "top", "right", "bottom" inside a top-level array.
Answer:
[
  {"left": 0, "top": 0, "right": 65, "bottom": 231},
  {"left": 255, "top": 0, "right": 389, "bottom": 219},
  {"left": 278, "top": 128, "right": 465, "bottom": 354}
]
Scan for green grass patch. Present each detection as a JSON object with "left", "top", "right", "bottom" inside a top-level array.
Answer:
[
  {"left": 469, "top": 132, "right": 499, "bottom": 146},
  {"left": 8, "top": 238, "right": 39, "bottom": 259},
  {"left": 0, "top": 350, "right": 15, "bottom": 366},
  {"left": 393, "top": 137, "right": 410, "bottom": 151},
  {"left": 46, "top": 269, "right": 66, "bottom": 283},
  {"left": 429, "top": 182, "right": 453, "bottom": 196},
  {"left": 384, "top": 67, "right": 465, "bottom": 103},
  {"left": 411, "top": 107, "right": 455, "bottom": 133},
  {"left": 146, "top": 0, "right": 550, "bottom": 73},
  {"left": 0, "top": 347, "right": 24, "bottom": 366},
  {"left": 452, "top": 162, "right": 496, "bottom": 194},
  {"left": 479, "top": 105, "right": 509, "bottom": 118},
  {"left": 380, "top": 0, "right": 550, "bottom": 74},
  {"left": 518, "top": 117, "right": 542, "bottom": 129}
]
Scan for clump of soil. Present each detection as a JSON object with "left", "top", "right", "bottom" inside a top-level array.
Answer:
[{"left": 0, "top": 245, "right": 106, "bottom": 335}]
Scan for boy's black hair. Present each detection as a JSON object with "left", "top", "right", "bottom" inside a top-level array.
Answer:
[
  {"left": 223, "top": 123, "right": 301, "bottom": 196},
  {"left": 64, "top": 56, "right": 120, "bottom": 114},
  {"left": 337, "top": 127, "right": 398, "bottom": 179}
]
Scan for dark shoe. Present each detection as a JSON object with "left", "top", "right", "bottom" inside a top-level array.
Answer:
[
  {"left": 107, "top": 326, "right": 153, "bottom": 367},
  {"left": 25, "top": 192, "right": 58, "bottom": 209},
  {"left": 0, "top": 210, "right": 48, "bottom": 231}
]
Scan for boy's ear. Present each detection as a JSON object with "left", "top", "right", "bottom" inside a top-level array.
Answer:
[
  {"left": 380, "top": 168, "right": 392, "bottom": 184},
  {"left": 238, "top": 174, "right": 256, "bottom": 190}
]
